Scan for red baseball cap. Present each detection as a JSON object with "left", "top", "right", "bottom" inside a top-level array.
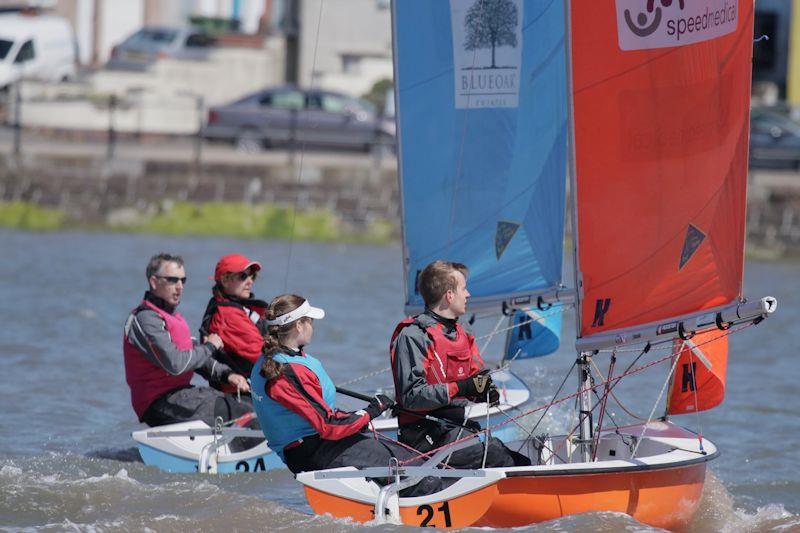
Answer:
[{"left": 212, "top": 253, "right": 262, "bottom": 282}]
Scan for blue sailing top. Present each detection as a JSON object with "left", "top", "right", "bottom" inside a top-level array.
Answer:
[{"left": 250, "top": 352, "right": 337, "bottom": 462}]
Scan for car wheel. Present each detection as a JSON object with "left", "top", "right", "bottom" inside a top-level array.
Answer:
[{"left": 235, "top": 130, "right": 263, "bottom": 153}]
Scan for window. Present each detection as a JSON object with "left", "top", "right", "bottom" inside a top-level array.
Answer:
[
  {"left": 185, "top": 33, "right": 214, "bottom": 48},
  {"left": 341, "top": 54, "right": 361, "bottom": 75},
  {"left": 0, "top": 39, "right": 12, "bottom": 60},
  {"left": 13, "top": 40, "right": 35, "bottom": 63},
  {"left": 130, "top": 29, "right": 178, "bottom": 45},
  {"left": 260, "top": 91, "right": 304, "bottom": 110},
  {"left": 320, "top": 95, "right": 346, "bottom": 113},
  {"left": 752, "top": 113, "right": 800, "bottom": 137}
]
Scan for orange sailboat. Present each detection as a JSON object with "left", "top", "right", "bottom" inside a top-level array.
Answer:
[{"left": 295, "top": 0, "right": 777, "bottom": 529}]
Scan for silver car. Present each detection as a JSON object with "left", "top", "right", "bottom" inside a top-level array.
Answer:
[
  {"left": 203, "top": 86, "right": 395, "bottom": 152},
  {"left": 106, "top": 26, "right": 214, "bottom": 71}
]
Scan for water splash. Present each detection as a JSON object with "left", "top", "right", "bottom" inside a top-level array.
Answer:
[{"left": 688, "top": 471, "right": 797, "bottom": 532}]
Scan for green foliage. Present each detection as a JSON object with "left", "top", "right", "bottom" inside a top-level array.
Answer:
[
  {"left": 0, "top": 202, "right": 65, "bottom": 230},
  {"left": 111, "top": 201, "right": 393, "bottom": 244},
  {"left": 0, "top": 201, "right": 396, "bottom": 244},
  {"left": 362, "top": 78, "right": 394, "bottom": 113}
]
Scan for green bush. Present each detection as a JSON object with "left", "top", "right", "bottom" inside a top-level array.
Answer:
[
  {"left": 0, "top": 200, "right": 396, "bottom": 244},
  {"left": 0, "top": 202, "right": 65, "bottom": 230},
  {"left": 113, "top": 202, "right": 393, "bottom": 244}
]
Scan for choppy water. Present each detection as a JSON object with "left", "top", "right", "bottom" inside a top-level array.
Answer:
[{"left": 0, "top": 229, "right": 797, "bottom": 532}]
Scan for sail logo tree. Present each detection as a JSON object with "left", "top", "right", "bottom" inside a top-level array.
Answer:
[
  {"left": 450, "top": 0, "right": 523, "bottom": 109},
  {"left": 463, "top": 0, "right": 518, "bottom": 69}
]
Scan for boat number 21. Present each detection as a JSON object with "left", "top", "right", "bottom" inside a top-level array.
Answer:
[{"left": 417, "top": 501, "right": 452, "bottom": 527}]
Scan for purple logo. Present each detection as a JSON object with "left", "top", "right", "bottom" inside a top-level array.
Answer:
[
  {"left": 616, "top": 0, "right": 738, "bottom": 51},
  {"left": 623, "top": 0, "right": 685, "bottom": 37}
]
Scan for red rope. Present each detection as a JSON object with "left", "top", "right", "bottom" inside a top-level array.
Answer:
[{"left": 392, "top": 324, "right": 749, "bottom": 465}]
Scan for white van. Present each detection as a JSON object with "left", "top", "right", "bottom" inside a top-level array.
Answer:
[{"left": 0, "top": 14, "right": 77, "bottom": 90}]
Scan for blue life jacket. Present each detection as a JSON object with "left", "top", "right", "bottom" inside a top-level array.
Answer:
[{"left": 250, "top": 351, "right": 337, "bottom": 462}]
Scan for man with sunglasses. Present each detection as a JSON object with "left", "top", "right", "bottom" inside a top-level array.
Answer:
[
  {"left": 199, "top": 253, "right": 269, "bottom": 381},
  {"left": 123, "top": 253, "right": 251, "bottom": 427}
]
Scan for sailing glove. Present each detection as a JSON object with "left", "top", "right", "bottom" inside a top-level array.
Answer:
[
  {"left": 456, "top": 369, "right": 493, "bottom": 400},
  {"left": 365, "top": 394, "right": 395, "bottom": 420},
  {"left": 487, "top": 385, "right": 500, "bottom": 406}
]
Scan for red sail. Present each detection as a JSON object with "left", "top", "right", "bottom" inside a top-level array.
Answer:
[
  {"left": 667, "top": 331, "right": 728, "bottom": 414},
  {"left": 569, "top": 1, "right": 753, "bottom": 338}
]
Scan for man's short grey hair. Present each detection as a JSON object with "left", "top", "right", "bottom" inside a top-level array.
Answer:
[{"left": 146, "top": 253, "right": 184, "bottom": 279}]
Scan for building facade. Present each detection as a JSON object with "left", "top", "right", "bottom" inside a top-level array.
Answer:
[{"left": 297, "top": 0, "right": 392, "bottom": 98}]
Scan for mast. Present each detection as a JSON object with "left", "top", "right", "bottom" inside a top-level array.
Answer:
[
  {"left": 563, "top": 0, "right": 592, "bottom": 462},
  {"left": 390, "top": 0, "right": 410, "bottom": 310}
]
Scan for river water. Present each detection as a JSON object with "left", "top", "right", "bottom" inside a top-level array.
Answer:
[{"left": 0, "top": 229, "right": 797, "bottom": 532}]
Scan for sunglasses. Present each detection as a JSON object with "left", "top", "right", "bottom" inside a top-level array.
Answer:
[
  {"left": 156, "top": 275, "right": 187, "bottom": 285},
  {"left": 230, "top": 270, "right": 258, "bottom": 282}
]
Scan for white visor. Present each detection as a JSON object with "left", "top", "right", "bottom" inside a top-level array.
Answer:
[{"left": 265, "top": 300, "right": 325, "bottom": 326}]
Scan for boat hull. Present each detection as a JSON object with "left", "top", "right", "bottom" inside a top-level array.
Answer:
[
  {"left": 477, "top": 462, "right": 707, "bottom": 530},
  {"left": 303, "top": 482, "right": 500, "bottom": 529},
  {"left": 296, "top": 421, "right": 716, "bottom": 529}
]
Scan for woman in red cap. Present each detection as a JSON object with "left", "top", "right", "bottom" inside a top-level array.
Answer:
[{"left": 200, "top": 253, "right": 270, "bottom": 384}]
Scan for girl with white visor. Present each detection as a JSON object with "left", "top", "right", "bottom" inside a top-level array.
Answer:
[{"left": 250, "top": 294, "right": 442, "bottom": 495}]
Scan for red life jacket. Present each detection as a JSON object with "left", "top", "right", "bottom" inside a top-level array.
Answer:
[
  {"left": 199, "top": 291, "right": 268, "bottom": 393},
  {"left": 123, "top": 299, "right": 194, "bottom": 420},
  {"left": 390, "top": 316, "right": 484, "bottom": 424}
]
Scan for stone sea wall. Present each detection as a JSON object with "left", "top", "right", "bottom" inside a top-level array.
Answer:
[
  {"left": 0, "top": 151, "right": 399, "bottom": 239},
  {"left": 1, "top": 149, "right": 800, "bottom": 257}
]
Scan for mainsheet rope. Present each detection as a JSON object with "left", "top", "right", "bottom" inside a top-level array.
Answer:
[
  {"left": 589, "top": 356, "right": 647, "bottom": 421},
  {"left": 388, "top": 323, "right": 750, "bottom": 466}
]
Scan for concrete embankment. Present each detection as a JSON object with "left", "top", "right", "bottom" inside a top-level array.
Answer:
[
  {"left": 747, "top": 171, "right": 800, "bottom": 258},
  {"left": 0, "top": 139, "right": 399, "bottom": 242}
]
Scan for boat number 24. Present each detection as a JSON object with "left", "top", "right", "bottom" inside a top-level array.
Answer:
[{"left": 417, "top": 501, "right": 452, "bottom": 527}]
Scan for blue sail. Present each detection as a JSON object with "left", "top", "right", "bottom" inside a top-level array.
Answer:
[
  {"left": 393, "top": 0, "right": 568, "bottom": 312},
  {"left": 505, "top": 306, "right": 563, "bottom": 360}
]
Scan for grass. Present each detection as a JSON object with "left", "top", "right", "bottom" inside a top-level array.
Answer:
[
  {"left": 0, "top": 200, "right": 396, "bottom": 244},
  {"left": 0, "top": 201, "right": 65, "bottom": 230}
]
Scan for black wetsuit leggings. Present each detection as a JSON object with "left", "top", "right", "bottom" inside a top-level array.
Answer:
[
  {"left": 284, "top": 433, "right": 445, "bottom": 496},
  {"left": 283, "top": 433, "right": 415, "bottom": 472},
  {"left": 398, "top": 419, "right": 530, "bottom": 469},
  {"left": 142, "top": 387, "right": 261, "bottom": 451}
]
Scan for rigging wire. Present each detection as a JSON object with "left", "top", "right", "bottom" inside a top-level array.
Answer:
[
  {"left": 631, "top": 345, "right": 684, "bottom": 459},
  {"left": 479, "top": 314, "right": 507, "bottom": 356},
  {"left": 337, "top": 304, "right": 570, "bottom": 388},
  {"left": 282, "top": 0, "right": 326, "bottom": 291},
  {"left": 393, "top": 324, "right": 749, "bottom": 466},
  {"left": 475, "top": 305, "right": 573, "bottom": 341},
  {"left": 688, "top": 342, "right": 706, "bottom": 454},
  {"left": 590, "top": 348, "right": 617, "bottom": 460},
  {"left": 589, "top": 356, "right": 646, "bottom": 421},
  {"left": 510, "top": 359, "right": 577, "bottom": 453}
]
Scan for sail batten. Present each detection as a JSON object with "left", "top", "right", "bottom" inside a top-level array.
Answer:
[{"left": 394, "top": 0, "right": 569, "bottom": 313}]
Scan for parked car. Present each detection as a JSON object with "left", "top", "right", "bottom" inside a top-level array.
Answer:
[
  {"left": 106, "top": 26, "right": 215, "bottom": 71},
  {"left": 0, "top": 14, "right": 77, "bottom": 90},
  {"left": 203, "top": 86, "right": 395, "bottom": 153},
  {"left": 749, "top": 109, "right": 800, "bottom": 170}
]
